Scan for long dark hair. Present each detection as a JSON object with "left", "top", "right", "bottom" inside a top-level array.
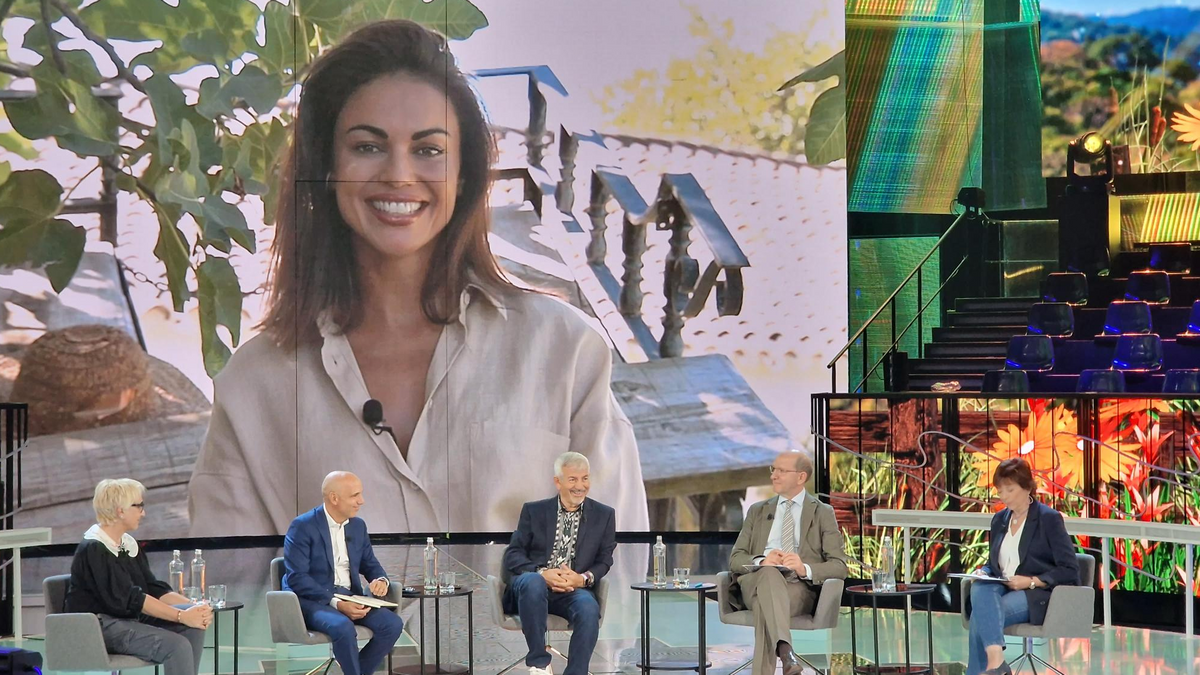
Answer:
[{"left": 260, "top": 19, "right": 520, "bottom": 347}]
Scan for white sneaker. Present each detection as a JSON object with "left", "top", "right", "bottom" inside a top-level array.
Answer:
[{"left": 529, "top": 665, "right": 554, "bottom": 675}]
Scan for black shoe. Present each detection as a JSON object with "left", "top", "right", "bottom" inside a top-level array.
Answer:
[
  {"left": 983, "top": 664, "right": 1013, "bottom": 675},
  {"left": 779, "top": 649, "right": 805, "bottom": 675}
]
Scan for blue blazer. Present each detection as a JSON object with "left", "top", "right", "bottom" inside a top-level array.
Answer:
[
  {"left": 283, "top": 506, "right": 388, "bottom": 617},
  {"left": 976, "top": 500, "right": 1080, "bottom": 625},
  {"left": 502, "top": 497, "right": 616, "bottom": 585}
]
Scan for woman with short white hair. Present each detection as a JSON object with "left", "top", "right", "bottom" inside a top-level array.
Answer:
[{"left": 64, "top": 479, "right": 211, "bottom": 675}]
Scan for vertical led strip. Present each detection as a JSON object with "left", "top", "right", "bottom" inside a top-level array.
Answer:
[{"left": 847, "top": 0, "right": 985, "bottom": 213}]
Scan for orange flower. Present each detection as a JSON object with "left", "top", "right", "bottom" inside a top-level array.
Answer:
[
  {"left": 1172, "top": 103, "right": 1200, "bottom": 150},
  {"left": 1098, "top": 398, "right": 1172, "bottom": 442},
  {"left": 979, "top": 405, "right": 1080, "bottom": 489}
]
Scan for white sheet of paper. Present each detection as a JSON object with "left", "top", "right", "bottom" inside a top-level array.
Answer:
[{"left": 948, "top": 572, "right": 1008, "bottom": 583}]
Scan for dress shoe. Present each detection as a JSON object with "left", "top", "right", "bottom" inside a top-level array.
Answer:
[
  {"left": 779, "top": 649, "right": 805, "bottom": 675},
  {"left": 982, "top": 663, "right": 1013, "bottom": 675}
]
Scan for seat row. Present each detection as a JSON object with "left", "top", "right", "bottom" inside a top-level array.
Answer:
[
  {"left": 1043, "top": 268, "right": 1184, "bottom": 307},
  {"left": 1028, "top": 299, "right": 1200, "bottom": 340},
  {"left": 983, "top": 366, "right": 1200, "bottom": 393}
]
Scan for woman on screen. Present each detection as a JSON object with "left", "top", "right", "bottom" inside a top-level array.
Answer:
[
  {"left": 186, "top": 19, "right": 647, "bottom": 536},
  {"left": 964, "top": 458, "right": 1080, "bottom": 675}
]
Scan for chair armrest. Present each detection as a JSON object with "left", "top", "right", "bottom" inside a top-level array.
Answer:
[
  {"left": 266, "top": 590, "right": 311, "bottom": 644},
  {"left": 594, "top": 577, "right": 610, "bottom": 618},
  {"left": 716, "top": 571, "right": 741, "bottom": 618},
  {"left": 810, "top": 578, "right": 843, "bottom": 629},
  {"left": 383, "top": 580, "right": 403, "bottom": 615},
  {"left": 1040, "top": 585, "right": 1096, "bottom": 638},
  {"left": 960, "top": 579, "right": 974, "bottom": 629},
  {"left": 486, "top": 575, "right": 507, "bottom": 626},
  {"left": 45, "top": 613, "right": 110, "bottom": 670}
]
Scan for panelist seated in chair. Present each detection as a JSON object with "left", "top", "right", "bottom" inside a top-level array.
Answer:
[
  {"left": 283, "top": 471, "right": 403, "bottom": 675},
  {"left": 964, "top": 458, "right": 1079, "bottom": 675},
  {"left": 65, "top": 479, "right": 211, "bottom": 675},
  {"left": 729, "top": 450, "right": 848, "bottom": 675},
  {"left": 502, "top": 451, "right": 616, "bottom": 675}
]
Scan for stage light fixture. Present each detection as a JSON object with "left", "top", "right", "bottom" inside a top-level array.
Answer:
[{"left": 1059, "top": 131, "right": 1119, "bottom": 276}]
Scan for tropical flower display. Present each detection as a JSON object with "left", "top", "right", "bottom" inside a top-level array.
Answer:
[{"left": 827, "top": 396, "right": 1200, "bottom": 596}]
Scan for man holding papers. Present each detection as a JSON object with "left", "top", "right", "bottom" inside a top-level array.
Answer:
[
  {"left": 283, "top": 471, "right": 403, "bottom": 675},
  {"left": 729, "top": 450, "right": 848, "bottom": 675}
]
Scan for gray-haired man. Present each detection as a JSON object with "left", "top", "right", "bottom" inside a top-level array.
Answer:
[{"left": 502, "top": 452, "right": 616, "bottom": 675}]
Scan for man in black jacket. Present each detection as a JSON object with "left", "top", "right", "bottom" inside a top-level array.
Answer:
[{"left": 503, "top": 452, "right": 616, "bottom": 675}]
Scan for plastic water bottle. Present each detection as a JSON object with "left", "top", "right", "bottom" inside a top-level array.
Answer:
[
  {"left": 168, "top": 550, "right": 185, "bottom": 594},
  {"left": 190, "top": 549, "right": 206, "bottom": 596},
  {"left": 653, "top": 536, "right": 667, "bottom": 587},
  {"left": 880, "top": 536, "right": 896, "bottom": 592},
  {"left": 423, "top": 537, "right": 438, "bottom": 594}
]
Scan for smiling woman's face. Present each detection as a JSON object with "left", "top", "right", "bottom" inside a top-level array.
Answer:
[{"left": 331, "top": 73, "right": 462, "bottom": 266}]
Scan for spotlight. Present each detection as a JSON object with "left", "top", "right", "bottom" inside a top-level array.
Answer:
[{"left": 1059, "top": 132, "right": 1118, "bottom": 276}]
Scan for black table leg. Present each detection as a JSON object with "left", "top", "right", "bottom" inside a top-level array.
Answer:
[
  {"left": 233, "top": 609, "right": 239, "bottom": 675},
  {"left": 468, "top": 592, "right": 474, "bottom": 675},
  {"left": 697, "top": 589, "right": 706, "bottom": 675},
  {"left": 871, "top": 596, "right": 880, "bottom": 675},
  {"left": 850, "top": 594, "right": 858, "bottom": 674},
  {"left": 435, "top": 596, "right": 441, "bottom": 672},
  {"left": 903, "top": 599, "right": 910, "bottom": 674},
  {"left": 641, "top": 591, "right": 650, "bottom": 675},
  {"left": 926, "top": 597, "right": 934, "bottom": 675},
  {"left": 420, "top": 596, "right": 426, "bottom": 675},
  {"left": 213, "top": 609, "right": 220, "bottom": 675}
]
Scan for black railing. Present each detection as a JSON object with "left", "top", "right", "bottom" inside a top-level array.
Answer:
[
  {"left": 475, "top": 66, "right": 749, "bottom": 359},
  {"left": 826, "top": 189, "right": 989, "bottom": 392},
  {"left": 0, "top": 404, "right": 28, "bottom": 637}
]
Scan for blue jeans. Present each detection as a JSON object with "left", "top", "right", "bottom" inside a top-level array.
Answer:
[
  {"left": 966, "top": 582, "right": 1029, "bottom": 675},
  {"left": 504, "top": 572, "right": 601, "bottom": 675},
  {"left": 302, "top": 588, "right": 404, "bottom": 675}
]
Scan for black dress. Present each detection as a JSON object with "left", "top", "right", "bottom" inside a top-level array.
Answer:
[{"left": 64, "top": 538, "right": 173, "bottom": 617}]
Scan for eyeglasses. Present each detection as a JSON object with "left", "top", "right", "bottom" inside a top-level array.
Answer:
[
  {"left": 130, "top": 502, "right": 145, "bottom": 510},
  {"left": 768, "top": 466, "right": 801, "bottom": 475}
]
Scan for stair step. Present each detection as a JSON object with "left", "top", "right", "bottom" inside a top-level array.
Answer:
[
  {"left": 955, "top": 296, "right": 1039, "bottom": 312},
  {"left": 933, "top": 326, "right": 1025, "bottom": 342},
  {"left": 924, "top": 342, "right": 1008, "bottom": 358},
  {"left": 909, "top": 357, "right": 1005, "bottom": 374},
  {"left": 946, "top": 311, "right": 1029, "bottom": 327}
]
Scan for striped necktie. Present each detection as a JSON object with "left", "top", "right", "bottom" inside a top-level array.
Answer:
[{"left": 781, "top": 500, "right": 796, "bottom": 553}]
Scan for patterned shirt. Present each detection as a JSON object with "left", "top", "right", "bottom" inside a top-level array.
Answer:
[{"left": 546, "top": 499, "right": 584, "bottom": 569}]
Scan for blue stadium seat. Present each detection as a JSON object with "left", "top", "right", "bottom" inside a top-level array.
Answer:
[
  {"left": 1005, "top": 335, "right": 1054, "bottom": 372},
  {"left": 1163, "top": 369, "right": 1200, "bottom": 394},
  {"left": 1098, "top": 300, "right": 1152, "bottom": 340},
  {"left": 1041, "top": 272, "right": 1088, "bottom": 306},
  {"left": 982, "top": 369, "right": 1030, "bottom": 393},
  {"left": 1077, "top": 369, "right": 1126, "bottom": 393},
  {"left": 1124, "top": 270, "right": 1170, "bottom": 305},
  {"left": 1178, "top": 300, "right": 1200, "bottom": 344},
  {"left": 1112, "top": 334, "right": 1164, "bottom": 372},
  {"left": 1027, "top": 302, "right": 1074, "bottom": 338},
  {"left": 1148, "top": 242, "right": 1192, "bottom": 274}
]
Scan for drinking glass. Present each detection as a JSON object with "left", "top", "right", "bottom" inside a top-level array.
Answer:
[
  {"left": 439, "top": 571, "right": 456, "bottom": 594},
  {"left": 208, "top": 584, "right": 227, "bottom": 609},
  {"left": 183, "top": 586, "right": 201, "bottom": 603},
  {"left": 673, "top": 567, "right": 690, "bottom": 587},
  {"left": 871, "top": 570, "right": 888, "bottom": 592}
]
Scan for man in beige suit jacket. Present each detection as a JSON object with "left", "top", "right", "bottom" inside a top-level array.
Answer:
[{"left": 729, "top": 450, "right": 848, "bottom": 675}]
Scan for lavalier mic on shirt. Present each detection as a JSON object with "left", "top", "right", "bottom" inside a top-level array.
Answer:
[
  {"left": 767, "top": 512, "right": 774, "bottom": 521},
  {"left": 362, "top": 399, "right": 394, "bottom": 436}
]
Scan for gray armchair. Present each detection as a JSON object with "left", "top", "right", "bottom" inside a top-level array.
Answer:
[
  {"left": 267, "top": 557, "right": 401, "bottom": 675},
  {"left": 486, "top": 574, "right": 609, "bottom": 675},
  {"left": 716, "top": 571, "right": 843, "bottom": 675},
  {"left": 43, "top": 574, "right": 160, "bottom": 673},
  {"left": 959, "top": 553, "right": 1096, "bottom": 675}
]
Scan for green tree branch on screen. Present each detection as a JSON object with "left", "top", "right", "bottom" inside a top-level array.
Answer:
[
  {"left": 0, "top": 0, "right": 487, "bottom": 377},
  {"left": 780, "top": 50, "right": 844, "bottom": 166},
  {"left": 597, "top": 9, "right": 840, "bottom": 159}
]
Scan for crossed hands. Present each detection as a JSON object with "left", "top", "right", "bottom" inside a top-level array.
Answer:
[
  {"left": 337, "top": 578, "right": 391, "bottom": 620},
  {"left": 540, "top": 564, "right": 586, "bottom": 593},
  {"left": 180, "top": 603, "right": 213, "bottom": 629},
  {"left": 763, "top": 549, "right": 806, "bottom": 576}
]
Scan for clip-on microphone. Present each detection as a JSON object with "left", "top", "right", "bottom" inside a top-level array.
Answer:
[{"left": 362, "top": 399, "right": 394, "bottom": 437}]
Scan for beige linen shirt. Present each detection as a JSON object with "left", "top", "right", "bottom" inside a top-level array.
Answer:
[{"left": 187, "top": 283, "right": 649, "bottom": 535}]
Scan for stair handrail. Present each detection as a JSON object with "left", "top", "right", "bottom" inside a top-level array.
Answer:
[
  {"left": 825, "top": 191, "right": 989, "bottom": 392},
  {"left": 474, "top": 66, "right": 750, "bottom": 359}
]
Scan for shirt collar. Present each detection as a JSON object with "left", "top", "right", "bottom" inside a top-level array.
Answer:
[
  {"left": 778, "top": 490, "right": 807, "bottom": 508},
  {"left": 316, "top": 274, "right": 508, "bottom": 339},
  {"left": 324, "top": 507, "right": 346, "bottom": 530},
  {"left": 83, "top": 523, "right": 139, "bottom": 557}
]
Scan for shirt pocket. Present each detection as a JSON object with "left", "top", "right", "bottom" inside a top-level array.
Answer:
[{"left": 469, "top": 420, "right": 571, "bottom": 526}]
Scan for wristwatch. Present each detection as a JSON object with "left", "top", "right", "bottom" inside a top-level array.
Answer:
[
  {"left": 1028, "top": 578, "right": 1037, "bottom": 589},
  {"left": 583, "top": 571, "right": 595, "bottom": 587}
]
